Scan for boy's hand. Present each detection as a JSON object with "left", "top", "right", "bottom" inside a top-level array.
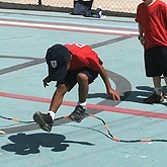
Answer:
[
  {"left": 98, "top": 67, "right": 121, "bottom": 102},
  {"left": 107, "top": 88, "right": 121, "bottom": 102},
  {"left": 43, "top": 76, "right": 51, "bottom": 87},
  {"left": 139, "top": 36, "right": 145, "bottom": 46}
]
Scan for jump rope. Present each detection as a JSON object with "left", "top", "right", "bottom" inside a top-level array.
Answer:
[{"left": 0, "top": 113, "right": 167, "bottom": 143}]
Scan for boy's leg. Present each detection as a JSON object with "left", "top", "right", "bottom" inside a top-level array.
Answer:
[
  {"left": 69, "top": 73, "right": 88, "bottom": 122},
  {"left": 49, "top": 84, "right": 68, "bottom": 112},
  {"left": 77, "top": 73, "right": 89, "bottom": 103},
  {"left": 143, "top": 47, "right": 165, "bottom": 103},
  {"left": 33, "top": 84, "right": 68, "bottom": 132},
  {"left": 164, "top": 77, "right": 167, "bottom": 84},
  {"left": 163, "top": 77, "right": 167, "bottom": 98},
  {"left": 69, "top": 68, "right": 98, "bottom": 122},
  {"left": 153, "top": 76, "right": 162, "bottom": 95},
  {"left": 144, "top": 76, "right": 164, "bottom": 103},
  {"left": 153, "top": 76, "right": 161, "bottom": 88}
]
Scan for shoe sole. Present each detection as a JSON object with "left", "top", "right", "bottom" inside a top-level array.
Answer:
[
  {"left": 33, "top": 111, "right": 51, "bottom": 132},
  {"left": 69, "top": 114, "right": 84, "bottom": 123}
]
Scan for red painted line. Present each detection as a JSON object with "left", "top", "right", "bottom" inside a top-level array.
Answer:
[
  {"left": 0, "top": 92, "right": 167, "bottom": 119},
  {"left": 0, "top": 23, "right": 137, "bottom": 37},
  {"left": 0, "top": 18, "right": 138, "bottom": 31}
]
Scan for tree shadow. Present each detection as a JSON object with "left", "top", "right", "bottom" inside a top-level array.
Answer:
[{"left": 1, "top": 133, "right": 95, "bottom": 155}]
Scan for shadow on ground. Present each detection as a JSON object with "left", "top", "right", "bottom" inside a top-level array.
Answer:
[
  {"left": 1, "top": 133, "right": 95, "bottom": 155},
  {"left": 88, "top": 86, "right": 167, "bottom": 106}
]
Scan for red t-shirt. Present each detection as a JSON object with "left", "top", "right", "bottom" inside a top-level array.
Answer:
[
  {"left": 65, "top": 44, "right": 102, "bottom": 71},
  {"left": 135, "top": 0, "right": 167, "bottom": 49}
]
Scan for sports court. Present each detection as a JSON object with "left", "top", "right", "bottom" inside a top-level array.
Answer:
[{"left": 0, "top": 8, "right": 167, "bottom": 167}]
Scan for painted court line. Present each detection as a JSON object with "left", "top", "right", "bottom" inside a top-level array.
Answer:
[
  {"left": 0, "top": 16, "right": 138, "bottom": 29},
  {"left": 0, "top": 18, "right": 138, "bottom": 31},
  {"left": 0, "top": 18, "right": 138, "bottom": 37},
  {"left": 1, "top": 92, "right": 167, "bottom": 119}
]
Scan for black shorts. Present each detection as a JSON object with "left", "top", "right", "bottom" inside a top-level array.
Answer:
[
  {"left": 144, "top": 46, "right": 167, "bottom": 77},
  {"left": 57, "top": 67, "right": 99, "bottom": 91}
]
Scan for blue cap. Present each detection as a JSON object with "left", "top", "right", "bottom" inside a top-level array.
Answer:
[{"left": 46, "top": 44, "right": 71, "bottom": 81}]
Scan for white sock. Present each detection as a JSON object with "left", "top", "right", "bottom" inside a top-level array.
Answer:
[
  {"left": 77, "top": 101, "right": 86, "bottom": 109},
  {"left": 155, "top": 87, "right": 162, "bottom": 95},
  {"left": 48, "top": 111, "right": 56, "bottom": 121}
]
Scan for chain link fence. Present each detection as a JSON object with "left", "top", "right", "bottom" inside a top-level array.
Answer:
[{"left": 0, "top": 0, "right": 167, "bottom": 15}]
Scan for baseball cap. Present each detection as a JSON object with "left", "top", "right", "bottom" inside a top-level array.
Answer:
[{"left": 45, "top": 44, "right": 71, "bottom": 81}]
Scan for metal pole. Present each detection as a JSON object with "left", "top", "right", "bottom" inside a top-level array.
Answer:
[{"left": 38, "top": 0, "right": 42, "bottom": 5}]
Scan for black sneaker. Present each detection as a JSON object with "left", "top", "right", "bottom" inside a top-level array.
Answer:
[
  {"left": 33, "top": 111, "right": 53, "bottom": 132},
  {"left": 143, "top": 92, "right": 164, "bottom": 104},
  {"left": 69, "top": 106, "right": 85, "bottom": 123}
]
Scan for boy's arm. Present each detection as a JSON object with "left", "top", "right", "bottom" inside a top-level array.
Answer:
[
  {"left": 98, "top": 67, "right": 120, "bottom": 102},
  {"left": 138, "top": 23, "right": 145, "bottom": 46},
  {"left": 138, "top": 22, "right": 144, "bottom": 37}
]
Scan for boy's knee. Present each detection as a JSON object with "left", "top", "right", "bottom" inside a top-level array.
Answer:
[
  {"left": 77, "top": 73, "right": 88, "bottom": 83},
  {"left": 57, "top": 84, "right": 68, "bottom": 93}
]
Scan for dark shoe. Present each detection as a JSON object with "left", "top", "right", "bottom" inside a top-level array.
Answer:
[
  {"left": 69, "top": 106, "right": 85, "bottom": 123},
  {"left": 33, "top": 111, "right": 53, "bottom": 132},
  {"left": 143, "top": 92, "right": 164, "bottom": 104}
]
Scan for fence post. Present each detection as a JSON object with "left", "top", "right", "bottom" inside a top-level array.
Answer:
[{"left": 38, "top": 0, "right": 42, "bottom": 5}]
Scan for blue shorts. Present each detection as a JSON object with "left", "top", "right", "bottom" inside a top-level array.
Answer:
[
  {"left": 57, "top": 68, "right": 99, "bottom": 91},
  {"left": 144, "top": 46, "right": 167, "bottom": 77}
]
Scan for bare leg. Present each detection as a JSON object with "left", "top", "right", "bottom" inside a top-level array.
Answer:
[
  {"left": 164, "top": 77, "right": 167, "bottom": 86},
  {"left": 143, "top": 76, "right": 164, "bottom": 103},
  {"left": 49, "top": 84, "right": 68, "bottom": 113},
  {"left": 77, "top": 73, "right": 89, "bottom": 103},
  {"left": 69, "top": 73, "right": 88, "bottom": 123},
  {"left": 33, "top": 84, "right": 68, "bottom": 132},
  {"left": 153, "top": 76, "right": 161, "bottom": 88}
]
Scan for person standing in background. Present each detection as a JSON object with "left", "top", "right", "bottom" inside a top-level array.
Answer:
[{"left": 135, "top": 0, "right": 167, "bottom": 104}]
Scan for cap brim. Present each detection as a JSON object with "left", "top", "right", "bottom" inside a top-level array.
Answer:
[{"left": 49, "top": 63, "right": 68, "bottom": 81}]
